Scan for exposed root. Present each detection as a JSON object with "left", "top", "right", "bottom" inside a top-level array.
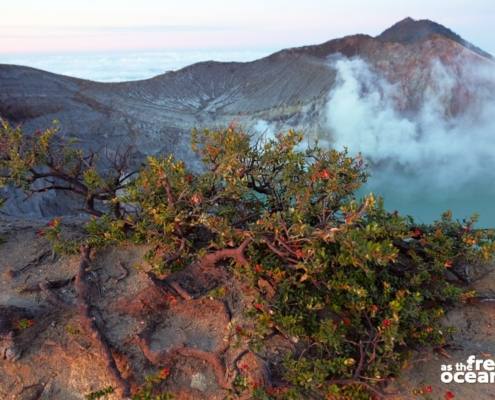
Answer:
[
  {"left": 200, "top": 238, "right": 251, "bottom": 269},
  {"left": 135, "top": 332, "right": 231, "bottom": 390},
  {"left": 18, "top": 249, "right": 52, "bottom": 274},
  {"left": 16, "top": 382, "right": 46, "bottom": 400},
  {"left": 144, "top": 238, "right": 252, "bottom": 302},
  {"left": 168, "top": 281, "right": 193, "bottom": 300},
  {"left": 135, "top": 299, "right": 233, "bottom": 390},
  {"left": 115, "top": 261, "right": 129, "bottom": 282},
  {"left": 129, "top": 239, "right": 253, "bottom": 393},
  {"left": 20, "top": 277, "right": 74, "bottom": 293},
  {"left": 39, "top": 282, "right": 73, "bottom": 311},
  {"left": 176, "top": 347, "right": 230, "bottom": 389},
  {"left": 145, "top": 271, "right": 190, "bottom": 301},
  {"left": 75, "top": 245, "right": 131, "bottom": 398},
  {"left": 7, "top": 249, "right": 52, "bottom": 279}
]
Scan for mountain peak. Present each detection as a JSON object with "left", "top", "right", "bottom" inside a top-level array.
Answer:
[
  {"left": 376, "top": 17, "right": 492, "bottom": 58},
  {"left": 377, "top": 17, "right": 458, "bottom": 44}
]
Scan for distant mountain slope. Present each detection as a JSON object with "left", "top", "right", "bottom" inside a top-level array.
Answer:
[
  {"left": 1, "top": 18, "right": 493, "bottom": 149},
  {"left": 1, "top": 17, "right": 494, "bottom": 216},
  {"left": 376, "top": 17, "right": 493, "bottom": 59}
]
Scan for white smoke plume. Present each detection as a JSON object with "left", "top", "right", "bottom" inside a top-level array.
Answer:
[
  {"left": 324, "top": 56, "right": 495, "bottom": 224},
  {"left": 325, "top": 56, "right": 495, "bottom": 189}
]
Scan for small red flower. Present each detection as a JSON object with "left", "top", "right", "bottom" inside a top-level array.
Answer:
[
  {"left": 444, "top": 391, "right": 455, "bottom": 400},
  {"left": 235, "top": 325, "right": 243, "bottom": 334},
  {"left": 254, "top": 264, "right": 263, "bottom": 273},
  {"left": 342, "top": 317, "right": 351, "bottom": 326},
  {"left": 382, "top": 319, "right": 392, "bottom": 328},
  {"left": 254, "top": 303, "right": 264, "bottom": 311},
  {"left": 239, "top": 363, "right": 250, "bottom": 371},
  {"left": 158, "top": 367, "right": 170, "bottom": 379},
  {"left": 424, "top": 385, "right": 433, "bottom": 393},
  {"left": 320, "top": 169, "right": 331, "bottom": 180}
]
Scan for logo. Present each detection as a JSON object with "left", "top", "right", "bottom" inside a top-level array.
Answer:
[{"left": 441, "top": 355, "right": 495, "bottom": 384}]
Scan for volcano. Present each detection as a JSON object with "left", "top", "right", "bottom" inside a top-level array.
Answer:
[{"left": 1, "top": 17, "right": 494, "bottom": 216}]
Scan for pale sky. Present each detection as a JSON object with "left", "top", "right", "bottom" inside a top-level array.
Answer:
[{"left": 0, "top": 0, "right": 494, "bottom": 55}]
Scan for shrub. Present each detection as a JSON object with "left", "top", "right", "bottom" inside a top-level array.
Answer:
[
  {"left": 2, "top": 122, "right": 494, "bottom": 398},
  {"left": 99, "top": 127, "right": 495, "bottom": 398},
  {"left": 0, "top": 119, "right": 135, "bottom": 217}
]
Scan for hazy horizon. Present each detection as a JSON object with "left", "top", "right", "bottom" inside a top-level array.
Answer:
[
  {"left": 2, "top": 1, "right": 494, "bottom": 82},
  {"left": 1, "top": 1, "right": 494, "bottom": 56},
  {"left": 1, "top": 14, "right": 494, "bottom": 83},
  {"left": 0, "top": 49, "right": 277, "bottom": 82}
]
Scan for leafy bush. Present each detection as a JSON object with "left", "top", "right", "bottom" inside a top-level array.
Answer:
[
  {"left": 2, "top": 121, "right": 495, "bottom": 398},
  {"left": 0, "top": 119, "right": 135, "bottom": 217}
]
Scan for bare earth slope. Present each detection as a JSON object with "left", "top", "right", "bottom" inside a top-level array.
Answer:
[{"left": 0, "top": 218, "right": 494, "bottom": 400}]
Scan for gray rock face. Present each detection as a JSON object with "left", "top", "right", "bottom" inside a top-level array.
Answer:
[{"left": 0, "top": 18, "right": 494, "bottom": 216}]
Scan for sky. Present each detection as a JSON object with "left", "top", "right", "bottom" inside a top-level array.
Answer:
[{"left": 1, "top": 0, "right": 494, "bottom": 55}]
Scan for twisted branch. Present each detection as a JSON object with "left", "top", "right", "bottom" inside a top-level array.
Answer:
[{"left": 75, "top": 246, "right": 130, "bottom": 398}]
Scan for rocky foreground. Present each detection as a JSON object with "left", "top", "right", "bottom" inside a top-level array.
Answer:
[
  {"left": 0, "top": 217, "right": 494, "bottom": 399},
  {"left": 0, "top": 218, "right": 275, "bottom": 399}
]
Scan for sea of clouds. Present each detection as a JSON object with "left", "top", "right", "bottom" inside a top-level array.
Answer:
[{"left": 0, "top": 49, "right": 272, "bottom": 82}]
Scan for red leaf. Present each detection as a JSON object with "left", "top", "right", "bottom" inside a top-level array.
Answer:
[
  {"left": 382, "top": 319, "right": 392, "bottom": 328},
  {"left": 445, "top": 390, "right": 455, "bottom": 400}
]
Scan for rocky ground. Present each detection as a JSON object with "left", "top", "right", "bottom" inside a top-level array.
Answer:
[
  {"left": 0, "top": 218, "right": 276, "bottom": 400},
  {"left": 0, "top": 217, "right": 494, "bottom": 400}
]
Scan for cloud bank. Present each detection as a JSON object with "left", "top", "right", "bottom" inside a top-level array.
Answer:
[{"left": 0, "top": 50, "right": 271, "bottom": 82}]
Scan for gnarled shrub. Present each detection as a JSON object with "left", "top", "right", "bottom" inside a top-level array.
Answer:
[{"left": 2, "top": 122, "right": 495, "bottom": 399}]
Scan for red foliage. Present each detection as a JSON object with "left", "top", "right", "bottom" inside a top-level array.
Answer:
[
  {"left": 158, "top": 367, "right": 170, "bottom": 379},
  {"left": 444, "top": 390, "right": 455, "bottom": 400},
  {"left": 382, "top": 319, "right": 392, "bottom": 328}
]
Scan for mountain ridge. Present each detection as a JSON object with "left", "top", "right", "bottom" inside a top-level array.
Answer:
[{"left": 1, "top": 18, "right": 494, "bottom": 216}]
